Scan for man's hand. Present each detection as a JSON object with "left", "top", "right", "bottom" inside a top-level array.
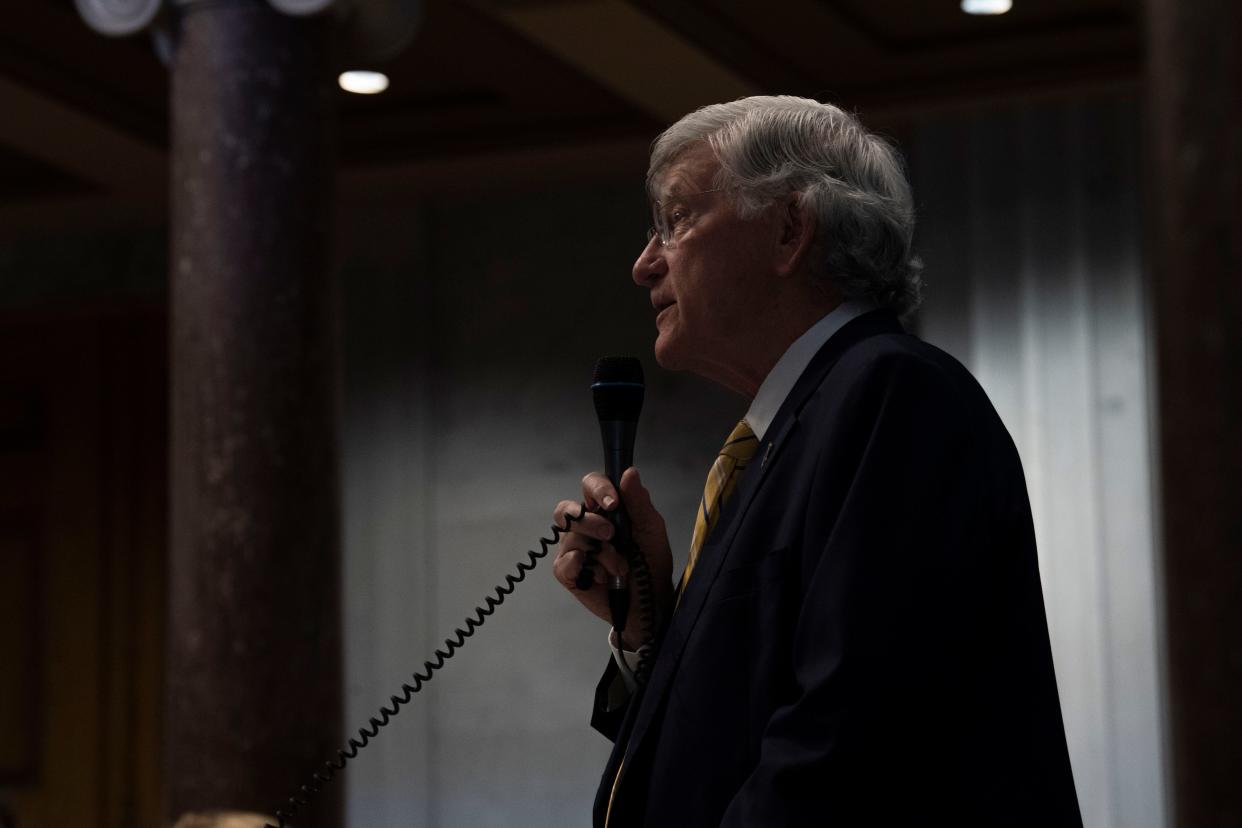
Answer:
[{"left": 553, "top": 468, "right": 674, "bottom": 650}]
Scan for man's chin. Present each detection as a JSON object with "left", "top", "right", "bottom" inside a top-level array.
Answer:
[{"left": 652, "top": 334, "right": 685, "bottom": 371}]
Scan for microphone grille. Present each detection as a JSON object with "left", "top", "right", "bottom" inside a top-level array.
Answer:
[{"left": 591, "top": 356, "right": 644, "bottom": 421}]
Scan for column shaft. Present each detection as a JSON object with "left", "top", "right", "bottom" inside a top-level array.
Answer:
[
  {"left": 166, "top": 2, "right": 342, "bottom": 825},
  {"left": 1145, "top": 0, "right": 1242, "bottom": 825}
]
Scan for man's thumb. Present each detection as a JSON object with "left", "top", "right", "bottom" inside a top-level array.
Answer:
[{"left": 619, "top": 467, "right": 660, "bottom": 529}]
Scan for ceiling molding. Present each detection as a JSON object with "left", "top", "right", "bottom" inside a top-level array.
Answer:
[
  {"left": 0, "top": 74, "right": 166, "bottom": 200},
  {"left": 474, "top": 0, "right": 761, "bottom": 125}
]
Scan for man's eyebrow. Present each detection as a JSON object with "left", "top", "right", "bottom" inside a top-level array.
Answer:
[
  {"left": 654, "top": 184, "right": 692, "bottom": 204},
  {"left": 654, "top": 171, "right": 699, "bottom": 203}
]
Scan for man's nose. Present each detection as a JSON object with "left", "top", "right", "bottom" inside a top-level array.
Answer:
[{"left": 632, "top": 237, "right": 667, "bottom": 286}]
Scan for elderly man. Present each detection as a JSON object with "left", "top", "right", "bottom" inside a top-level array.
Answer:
[{"left": 552, "top": 96, "right": 1081, "bottom": 827}]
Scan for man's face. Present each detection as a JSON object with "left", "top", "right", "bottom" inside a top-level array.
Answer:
[{"left": 632, "top": 143, "right": 776, "bottom": 389}]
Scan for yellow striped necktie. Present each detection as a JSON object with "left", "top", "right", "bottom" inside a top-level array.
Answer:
[{"left": 677, "top": 419, "right": 760, "bottom": 600}]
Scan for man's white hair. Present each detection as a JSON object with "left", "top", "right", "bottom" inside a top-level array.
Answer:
[{"left": 648, "top": 95, "right": 923, "bottom": 316}]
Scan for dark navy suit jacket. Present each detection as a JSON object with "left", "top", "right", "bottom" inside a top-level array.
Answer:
[{"left": 590, "top": 311, "right": 1082, "bottom": 827}]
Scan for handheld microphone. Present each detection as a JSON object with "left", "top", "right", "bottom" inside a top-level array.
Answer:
[{"left": 590, "top": 356, "right": 644, "bottom": 633}]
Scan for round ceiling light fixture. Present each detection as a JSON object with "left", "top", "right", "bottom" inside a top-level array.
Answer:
[
  {"left": 75, "top": 0, "right": 162, "bottom": 36},
  {"left": 338, "top": 70, "right": 390, "bottom": 95},
  {"left": 961, "top": 0, "right": 1013, "bottom": 14}
]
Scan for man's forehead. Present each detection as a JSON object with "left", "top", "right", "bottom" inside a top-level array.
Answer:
[{"left": 651, "top": 143, "right": 720, "bottom": 201}]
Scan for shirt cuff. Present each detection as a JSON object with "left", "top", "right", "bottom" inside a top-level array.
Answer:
[{"left": 607, "top": 628, "right": 640, "bottom": 701}]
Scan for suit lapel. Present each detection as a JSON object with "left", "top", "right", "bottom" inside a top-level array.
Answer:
[{"left": 610, "top": 310, "right": 904, "bottom": 800}]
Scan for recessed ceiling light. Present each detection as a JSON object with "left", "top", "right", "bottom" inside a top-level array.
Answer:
[
  {"left": 338, "top": 71, "right": 390, "bottom": 95},
  {"left": 961, "top": 0, "right": 1012, "bottom": 14}
]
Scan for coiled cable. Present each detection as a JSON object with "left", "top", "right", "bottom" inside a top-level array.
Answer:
[{"left": 264, "top": 502, "right": 596, "bottom": 828}]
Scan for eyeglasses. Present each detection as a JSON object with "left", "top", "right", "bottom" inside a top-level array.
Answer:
[{"left": 646, "top": 188, "right": 725, "bottom": 249}]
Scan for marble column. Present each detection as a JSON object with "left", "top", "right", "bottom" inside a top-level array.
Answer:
[
  {"left": 165, "top": 2, "right": 342, "bottom": 825},
  {"left": 1144, "top": 0, "right": 1242, "bottom": 824}
]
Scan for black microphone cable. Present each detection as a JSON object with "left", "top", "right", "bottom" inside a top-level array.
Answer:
[{"left": 264, "top": 504, "right": 588, "bottom": 828}]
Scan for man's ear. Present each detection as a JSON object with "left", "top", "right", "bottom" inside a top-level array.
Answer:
[{"left": 774, "top": 193, "right": 817, "bottom": 277}]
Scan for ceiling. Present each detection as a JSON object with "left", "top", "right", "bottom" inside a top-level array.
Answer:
[{"left": 0, "top": 0, "right": 1142, "bottom": 231}]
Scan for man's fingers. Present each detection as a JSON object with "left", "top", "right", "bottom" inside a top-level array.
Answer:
[
  {"left": 555, "top": 533, "right": 590, "bottom": 562},
  {"left": 553, "top": 541, "right": 628, "bottom": 587},
  {"left": 581, "top": 472, "right": 620, "bottom": 511},
  {"left": 554, "top": 513, "right": 614, "bottom": 561},
  {"left": 553, "top": 547, "right": 589, "bottom": 590},
  {"left": 553, "top": 499, "right": 588, "bottom": 531},
  {"left": 593, "top": 542, "right": 629, "bottom": 579}
]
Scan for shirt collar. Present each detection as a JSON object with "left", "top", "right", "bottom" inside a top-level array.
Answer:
[{"left": 744, "top": 300, "right": 877, "bottom": 440}]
